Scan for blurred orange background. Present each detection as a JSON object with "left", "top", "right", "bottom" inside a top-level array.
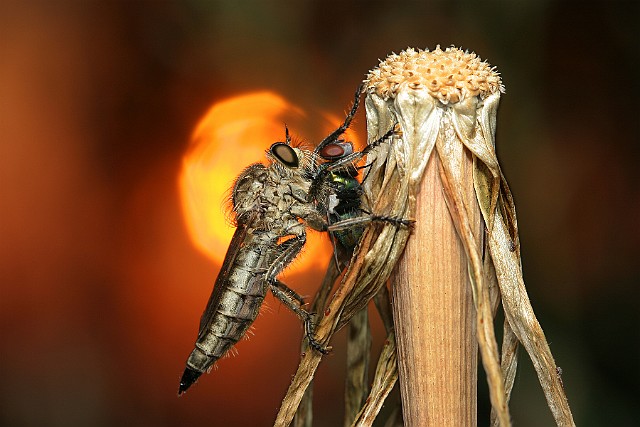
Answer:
[{"left": 1, "top": 1, "right": 638, "bottom": 426}]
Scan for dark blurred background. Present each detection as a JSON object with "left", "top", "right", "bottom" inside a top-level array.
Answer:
[{"left": 1, "top": 1, "right": 638, "bottom": 426}]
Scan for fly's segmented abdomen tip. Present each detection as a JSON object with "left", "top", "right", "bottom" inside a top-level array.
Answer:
[{"left": 178, "top": 367, "right": 201, "bottom": 395}]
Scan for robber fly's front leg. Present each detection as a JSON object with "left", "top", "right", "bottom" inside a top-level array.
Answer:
[{"left": 264, "top": 231, "right": 330, "bottom": 354}]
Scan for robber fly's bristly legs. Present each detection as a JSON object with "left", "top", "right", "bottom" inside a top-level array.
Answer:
[
  {"left": 265, "top": 234, "right": 306, "bottom": 279},
  {"left": 269, "top": 280, "right": 330, "bottom": 354},
  {"left": 261, "top": 234, "right": 330, "bottom": 354},
  {"left": 271, "top": 279, "right": 306, "bottom": 307}
]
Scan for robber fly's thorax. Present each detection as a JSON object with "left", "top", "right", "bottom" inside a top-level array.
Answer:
[{"left": 231, "top": 147, "right": 318, "bottom": 237}]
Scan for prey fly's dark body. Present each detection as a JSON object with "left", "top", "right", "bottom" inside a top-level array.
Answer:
[
  {"left": 179, "top": 85, "right": 404, "bottom": 395},
  {"left": 309, "top": 88, "right": 408, "bottom": 263}
]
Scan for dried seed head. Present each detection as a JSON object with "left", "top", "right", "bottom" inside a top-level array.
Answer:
[{"left": 366, "top": 46, "right": 504, "bottom": 104}]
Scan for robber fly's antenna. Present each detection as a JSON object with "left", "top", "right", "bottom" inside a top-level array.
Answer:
[{"left": 285, "top": 124, "right": 292, "bottom": 145}]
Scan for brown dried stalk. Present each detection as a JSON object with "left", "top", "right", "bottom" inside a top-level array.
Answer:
[
  {"left": 351, "top": 332, "right": 398, "bottom": 427},
  {"left": 278, "top": 46, "right": 574, "bottom": 427},
  {"left": 350, "top": 285, "right": 400, "bottom": 427},
  {"left": 292, "top": 257, "right": 340, "bottom": 427}
]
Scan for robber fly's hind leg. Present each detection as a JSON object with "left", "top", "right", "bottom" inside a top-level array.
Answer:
[
  {"left": 269, "top": 281, "right": 330, "bottom": 354},
  {"left": 265, "top": 232, "right": 331, "bottom": 354},
  {"left": 271, "top": 280, "right": 305, "bottom": 307}
]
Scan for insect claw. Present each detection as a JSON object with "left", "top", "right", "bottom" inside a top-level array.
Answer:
[
  {"left": 392, "top": 122, "right": 403, "bottom": 137},
  {"left": 403, "top": 218, "right": 416, "bottom": 228},
  {"left": 308, "top": 336, "right": 331, "bottom": 355},
  {"left": 303, "top": 313, "right": 331, "bottom": 354}
]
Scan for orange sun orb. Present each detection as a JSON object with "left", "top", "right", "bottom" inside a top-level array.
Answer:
[{"left": 179, "top": 91, "right": 354, "bottom": 272}]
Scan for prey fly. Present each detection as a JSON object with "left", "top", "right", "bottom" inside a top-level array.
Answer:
[{"left": 308, "top": 85, "right": 410, "bottom": 264}]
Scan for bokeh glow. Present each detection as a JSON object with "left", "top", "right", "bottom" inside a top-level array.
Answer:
[{"left": 179, "top": 92, "right": 346, "bottom": 270}]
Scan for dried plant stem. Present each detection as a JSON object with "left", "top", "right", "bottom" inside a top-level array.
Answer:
[
  {"left": 292, "top": 257, "right": 341, "bottom": 427},
  {"left": 351, "top": 332, "right": 399, "bottom": 427},
  {"left": 439, "top": 150, "right": 509, "bottom": 426},
  {"left": 392, "top": 148, "right": 479, "bottom": 426},
  {"left": 344, "top": 309, "right": 371, "bottom": 426}
]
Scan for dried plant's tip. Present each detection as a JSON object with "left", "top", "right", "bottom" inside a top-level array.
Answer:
[{"left": 365, "top": 46, "right": 504, "bottom": 104}]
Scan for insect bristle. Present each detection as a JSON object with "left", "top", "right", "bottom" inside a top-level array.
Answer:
[
  {"left": 260, "top": 301, "right": 273, "bottom": 315},
  {"left": 244, "top": 326, "right": 256, "bottom": 339}
]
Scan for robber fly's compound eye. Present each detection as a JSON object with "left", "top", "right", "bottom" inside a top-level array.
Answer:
[
  {"left": 270, "top": 143, "right": 299, "bottom": 168},
  {"left": 319, "top": 142, "right": 354, "bottom": 160}
]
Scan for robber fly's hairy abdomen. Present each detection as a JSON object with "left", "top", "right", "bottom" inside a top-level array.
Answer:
[
  {"left": 180, "top": 232, "right": 279, "bottom": 388},
  {"left": 180, "top": 154, "right": 320, "bottom": 394}
]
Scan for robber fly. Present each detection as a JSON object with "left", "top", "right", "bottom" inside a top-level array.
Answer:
[
  {"left": 179, "top": 86, "right": 404, "bottom": 395},
  {"left": 178, "top": 135, "right": 328, "bottom": 394}
]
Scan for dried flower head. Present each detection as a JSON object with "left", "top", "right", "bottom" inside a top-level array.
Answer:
[{"left": 367, "top": 46, "right": 504, "bottom": 104}]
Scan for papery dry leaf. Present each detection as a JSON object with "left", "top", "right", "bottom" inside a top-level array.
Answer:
[
  {"left": 344, "top": 309, "right": 371, "bottom": 426},
  {"left": 362, "top": 46, "right": 574, "bottom": 426},
  {"left": 351, "top": 333, "right": 398, "bottom": 427}
]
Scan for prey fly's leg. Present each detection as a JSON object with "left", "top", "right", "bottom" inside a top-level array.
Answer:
[
  {"left": 323, "top": 125, "right": 397, "bottom": 173},
  {"left": 264, "top": 232, "right": 330, "bottom": 353},
  {"left": 327, "top": 214, "right": 414, "bottom": 232}
]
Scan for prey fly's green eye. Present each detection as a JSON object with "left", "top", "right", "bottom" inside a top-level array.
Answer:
[{"left": 270, "top": 143, "right": 299, "bottom": 168}]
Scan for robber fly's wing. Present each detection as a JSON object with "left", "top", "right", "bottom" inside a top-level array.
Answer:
[{"left": 196, "top": 211, "right": 257, "bottom": 338}]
